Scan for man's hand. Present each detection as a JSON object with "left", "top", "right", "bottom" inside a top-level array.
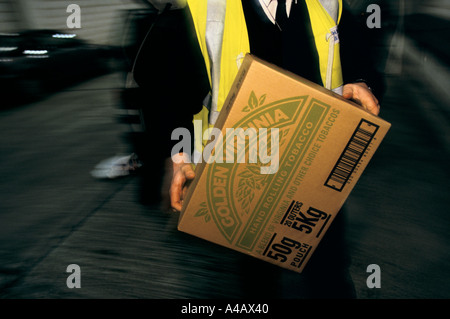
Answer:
[
  {"left": 343, "top": 82, "right": 380, "bottom": 116},
  {"left": 170, "top": 153, "right": 195, "bottom": 212}
]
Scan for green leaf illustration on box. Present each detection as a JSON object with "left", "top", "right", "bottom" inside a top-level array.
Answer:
[
  {"left": 236, "top": 164, "right": 268, "bottom": 216},
  {"left": 194, "top": 201, "right": 211, "bottom": 223},
  {"left": 242, "top": 91, "right": 266, "bottom": 113}
]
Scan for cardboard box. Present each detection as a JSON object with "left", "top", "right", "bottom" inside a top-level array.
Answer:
[{"left": 178, "top": 54, "right": 391, "bottom": 273}]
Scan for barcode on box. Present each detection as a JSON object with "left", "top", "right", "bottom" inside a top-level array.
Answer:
[{"left": 325, "top": 119, "right": 379, "bottom": 191}]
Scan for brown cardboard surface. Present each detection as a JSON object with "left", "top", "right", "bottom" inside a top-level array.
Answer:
[{"left": 178, "top": 54, "right": 391, "bottom": 273}]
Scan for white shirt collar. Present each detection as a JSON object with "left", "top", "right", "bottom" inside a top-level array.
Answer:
[{"left": 258, "top": 0, "right": 294, "bottom": 24}]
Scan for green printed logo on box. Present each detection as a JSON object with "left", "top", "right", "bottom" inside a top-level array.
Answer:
[
  {"left": 237, "top": 99, "right": 329, "bottom": 250},
  {"left": 205, "top": 93, "right": 330, "bottom": 245}
]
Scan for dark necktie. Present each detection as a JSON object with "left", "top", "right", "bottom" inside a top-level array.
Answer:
[{"left": 275, "top": 0, "right": 289, "bottom": 30}]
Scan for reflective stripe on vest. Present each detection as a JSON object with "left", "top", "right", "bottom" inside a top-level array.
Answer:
[
  {"left": 305, "top": 0, "right": 343, "bottom": 93},
  {"left": 187, "top": 0, "right": 343, "bottom": 151}
]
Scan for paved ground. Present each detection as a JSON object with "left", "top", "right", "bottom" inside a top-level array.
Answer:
[{"left": 0, "top": 13, "right": 449, "bottom": 300}]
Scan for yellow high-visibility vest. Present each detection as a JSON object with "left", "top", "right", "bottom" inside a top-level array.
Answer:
[{"left": 187, "top": 0, "right": 343, "bottom": 153}]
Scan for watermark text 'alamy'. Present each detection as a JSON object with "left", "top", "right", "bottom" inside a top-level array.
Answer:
[{"left": 171, "top": 120, "right": 280, "bottom": 175}]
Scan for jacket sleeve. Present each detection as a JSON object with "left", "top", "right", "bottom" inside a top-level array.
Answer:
[
  {"left": 339, "top": 4, "right": 386, "bottom": 101},
  {"left": 133, "top": 7, "right": 210, "bottom": 157}
]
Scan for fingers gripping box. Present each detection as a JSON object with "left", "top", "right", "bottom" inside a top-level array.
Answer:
[{"left": 178, "top": 54, "right": 390, "bottom": 273}]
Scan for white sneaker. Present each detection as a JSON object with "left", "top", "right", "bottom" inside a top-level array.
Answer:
[{"left": 90, "top": 153, "right": 142, "bottom": 179}]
